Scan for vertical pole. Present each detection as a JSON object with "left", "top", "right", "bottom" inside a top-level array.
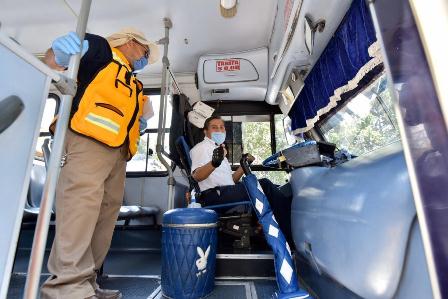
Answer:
[
  {"left": 156, "top": 18, "right": 175, "bottom": 210},
  {"left": 23, "top": 1, "right": 92, "bottom": 298}
]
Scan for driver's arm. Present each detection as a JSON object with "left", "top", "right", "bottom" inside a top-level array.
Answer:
[
  {"left": 232, "top": 153, "right": 255, "bottom": 183},
  {"left": 232, "top": 167, "right": 244, "bottom": 183},
  {"left": 192, "top": 163, "right": 216, "bottom": 182},
  {"left": 191, "top": 145, "right": 227, "bottom": 182}
]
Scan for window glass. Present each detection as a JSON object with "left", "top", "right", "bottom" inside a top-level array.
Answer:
[
  {"left": 224, "top": 115, "right": 288, "bottom": 185},
  {"left": 126, "top": 94, "right": 172, "bottom": 173},
  {"left": 35, "top": 95, "right": 58, "bottom": 159},
  {"left": 319, "top": 74, "right": 400, "bottom": 156},
  {"left": 126, "top": 132, "right": 170, "bottom": 172},
  {"left": 146, "top": 95, "right": 172, "bottom": 129},
  {"left": 40, "top": 96, "right": 57, "bottom": 133},
  {"left": 221, "top": 115, "right": 271, "bottom": 166}
]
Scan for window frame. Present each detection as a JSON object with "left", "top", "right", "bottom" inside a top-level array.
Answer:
[
  {"left": 315, "top": 71, "right": 400, "bottom": 155},
  {"left": 204, "top": 101, "right": 286, "bottom": 172},
  {"left": 125, "top": 88, "right": 175, "bottom": 177},
  {"left": 39, "top": 93, "right": 60, "bottom": 137},
  {"left": 315, "top": 67, "right": 385, "bottom": 137}
]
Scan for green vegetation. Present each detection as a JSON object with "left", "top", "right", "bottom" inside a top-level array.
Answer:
[
  {"left": 322, "top": 75, "right": 400, "bottom": 156},
  {"left": 242, "top": 119, "right": 289, "bottom": 185}
]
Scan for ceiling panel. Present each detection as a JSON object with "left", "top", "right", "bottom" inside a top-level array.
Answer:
[{"left": 0, "top": 0, "right": 278, "bottom": 75}]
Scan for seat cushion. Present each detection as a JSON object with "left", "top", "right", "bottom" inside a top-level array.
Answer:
[
  {"left": 140, "top": 206, "right": 160, "bottom": 216},
  {"left": 118, "top": 205, "right": 159, "bottom": 220}
]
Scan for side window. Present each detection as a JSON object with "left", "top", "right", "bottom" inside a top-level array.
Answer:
[
  {"left": 126, "top": 94, "right": 172, "bottom": 173},
  {"left": 222, "top": 115, "right": 272, "bottom": 166},
  {"left": 223, "top": 115, "right": 289, "bottom": 185},
  {"left": 274, "top": 114, "right": 300, "bottom": 151},
  {"left": 319, "top": 73, "right": 400, "bottom": 156},
  {"left": 35, "top": 94, "right": 58, "bottom": 160}
]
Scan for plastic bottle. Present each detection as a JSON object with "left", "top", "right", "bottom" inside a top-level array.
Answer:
[{"left": 188, "top": 190, "right": 202, "bottom": 208}]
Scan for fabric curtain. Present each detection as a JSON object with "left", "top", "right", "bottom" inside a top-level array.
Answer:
[{"left": 288, "top": 0, "right": 382, "bottom": 134}]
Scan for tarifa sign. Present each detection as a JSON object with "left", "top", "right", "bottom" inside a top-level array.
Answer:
[{"left": 216, "top": 59, "right": 240, "bottom": 72}]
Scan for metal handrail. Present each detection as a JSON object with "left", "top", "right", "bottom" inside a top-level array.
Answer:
[
  {"left": 23, "top": 1, "right": 92, "bottom": 298},
  {"left": 156, "top": 18, "right": 176, "bottom": 210}
]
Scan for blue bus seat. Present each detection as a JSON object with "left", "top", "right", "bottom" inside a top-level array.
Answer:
[
  {"left": 175, "top": 136, "right": 250, "bottom": 209},
  {"left": 22, "top": 163, "right": 54, "bottom": 222},
  {"left": 24, "top": 138, "right": 160, "bottom": 226},
  {"left": 175, "top": 136, "right": 255, "bottom": 249}
]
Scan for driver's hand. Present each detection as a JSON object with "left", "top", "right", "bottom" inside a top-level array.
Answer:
[
  {"left": 212, "top": 146, "right": 225, "bottom": 168},
  {"left": 245, "top": 153, "right": 255, "bottom": 165}
]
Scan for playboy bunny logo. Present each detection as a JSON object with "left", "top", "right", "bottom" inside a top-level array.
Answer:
[{"left": 195, "top": 245, "right": 210, "bottom": 277}]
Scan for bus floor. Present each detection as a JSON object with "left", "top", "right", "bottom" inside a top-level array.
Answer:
[{"left": 8, "top": 224, "right": 279, "bottom": 299}]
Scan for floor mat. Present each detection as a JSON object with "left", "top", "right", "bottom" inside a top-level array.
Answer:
[
  {"left": 98, "top": 277, "right": 160, "bottom": 299},
  {"left": 7, "top": 275, "right": 161, "bottom": 299}
]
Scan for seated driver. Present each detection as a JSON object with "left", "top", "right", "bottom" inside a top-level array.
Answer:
[{"left": 190, "top": 115, "right": 294, "bottom": 244}]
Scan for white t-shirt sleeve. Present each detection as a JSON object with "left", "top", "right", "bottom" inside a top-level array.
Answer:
[{"left": 190, "top": 144, "right": 211, "bottom": 173}]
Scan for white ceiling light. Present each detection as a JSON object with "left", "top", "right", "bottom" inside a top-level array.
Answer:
[{"left": 220, "top": 0, "right": 238, "bottom": 18}]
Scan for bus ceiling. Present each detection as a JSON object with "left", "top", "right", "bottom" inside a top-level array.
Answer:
[{"left": 0, "top": 0, "right": 353, "bottom": 106}]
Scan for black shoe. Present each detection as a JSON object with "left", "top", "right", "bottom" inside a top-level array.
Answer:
[{"left": 95, "top": 288, "right": 122, "bottom": 299}]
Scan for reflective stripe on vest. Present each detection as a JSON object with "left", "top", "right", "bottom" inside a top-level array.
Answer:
[{"left": 85, "top": 113, "right": 120, "bottom": 135}]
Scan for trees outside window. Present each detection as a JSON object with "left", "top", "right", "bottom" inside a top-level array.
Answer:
[{"left": 319, "top": 74, "right": 400, "bottom": 156}]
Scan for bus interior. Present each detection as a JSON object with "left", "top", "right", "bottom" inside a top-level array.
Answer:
[{"left": 0, "top": 0, "right": 447, "bottom": 298}]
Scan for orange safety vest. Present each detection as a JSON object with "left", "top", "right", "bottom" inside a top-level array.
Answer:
[{"left": 70, "top": 48, "right": 145, "bottom": 160}]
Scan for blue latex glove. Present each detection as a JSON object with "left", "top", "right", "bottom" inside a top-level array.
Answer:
[
  {"left": 51, "top": 32, "right": 89, "bottom": 67},
  {"left": 139, "top": 117, "right": 147, "bottom": 133}
]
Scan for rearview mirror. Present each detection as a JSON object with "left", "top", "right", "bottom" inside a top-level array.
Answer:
[{"left": 304, "top": 15, "right": 315, "bottom": 55}]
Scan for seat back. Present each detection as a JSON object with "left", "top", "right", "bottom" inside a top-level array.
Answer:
[
  {"left": 175, "top": 136, "right": 250, "bottom": 210},
  {"left": 175, "top": 136, "right": 193, "bottom": 172},
  {"left": 175, "top": 136, "right": 200, "bottom": 195}
]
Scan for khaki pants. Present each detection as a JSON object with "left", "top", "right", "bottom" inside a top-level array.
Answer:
[{"left": 41, "top": 130, "right": 127, "bottom": 299}]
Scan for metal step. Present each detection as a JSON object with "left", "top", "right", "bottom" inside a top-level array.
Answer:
[{"left": 216, "top": 253, "right": 275, "bottom": 278}]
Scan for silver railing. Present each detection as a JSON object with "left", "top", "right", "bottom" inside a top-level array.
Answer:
[
  {"left": 23, "top": 1, "right": 92, "bottom": 298},
  {"left": 156, "top": 17, "right": 176, "bottom": 210}
]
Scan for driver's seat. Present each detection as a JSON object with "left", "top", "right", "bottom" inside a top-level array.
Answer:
[{"left": 175, "top": 136, "right": 257, "bottom": 249}]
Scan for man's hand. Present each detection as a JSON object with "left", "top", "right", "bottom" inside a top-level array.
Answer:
[
  {"left": 246, "top": 153, "right": 255, "bottom": 165},
  {"left": 211, "top": 146, "right": 225, "bottom": 168},
  {"left": 139, "top": 117, "right": 147, "bottom": 134},
  {"left": 51, "top": 32, "right": 89, "bottom": 67},
  {"left": 241, "top": 153, "right": 255, "bottom": 165}
]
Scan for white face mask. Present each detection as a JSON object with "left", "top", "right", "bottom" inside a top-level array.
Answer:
[{"left": 211, "top": 132, "right": 226, "bottom": 145}]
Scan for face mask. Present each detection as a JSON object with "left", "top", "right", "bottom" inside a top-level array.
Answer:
[
  {"left": 211, "top": 132, "right": 226, "bottom": 145},
  {"left": 133, "top": 56, "right": 148, "bottom": 71}
]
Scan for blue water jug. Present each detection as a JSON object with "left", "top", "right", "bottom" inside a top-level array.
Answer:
[{"left": 161, "top": 208, "right": 218, "bottom": 299}]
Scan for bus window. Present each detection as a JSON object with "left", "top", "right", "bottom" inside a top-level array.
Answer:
[
  {"left": 126, "top": 94, "right": 172, "bottom": 173},
  {"left": 319, "top": 73, "right": 400, "bottom": 156},
  {"left": 222, "top": 114, "right": 289, "bottom": 185},
  {"left": 274, "top": 114, "right": 302, "bottom": 149},
  {"left": 34, "top": 94, "right": 58, "bottom": 160}
]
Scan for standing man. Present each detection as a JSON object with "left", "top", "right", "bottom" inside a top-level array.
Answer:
[
  {"left": 190, "top": 115, "right": 295, "bottom": 245},
  {"left": 41, "top": 28, "right": 159, "bottom": 299}
]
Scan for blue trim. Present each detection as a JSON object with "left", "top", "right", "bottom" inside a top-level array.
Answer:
[{"left": 289, "top": 0, "right": 377, "bottom": 132}]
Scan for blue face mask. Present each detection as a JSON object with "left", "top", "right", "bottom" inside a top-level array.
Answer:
[
  {"left": 133, "top": 56, "right": 148, "bottom": 71},
  {"left": 211, "top": 132, "right": 226, "bottom": 145}
]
